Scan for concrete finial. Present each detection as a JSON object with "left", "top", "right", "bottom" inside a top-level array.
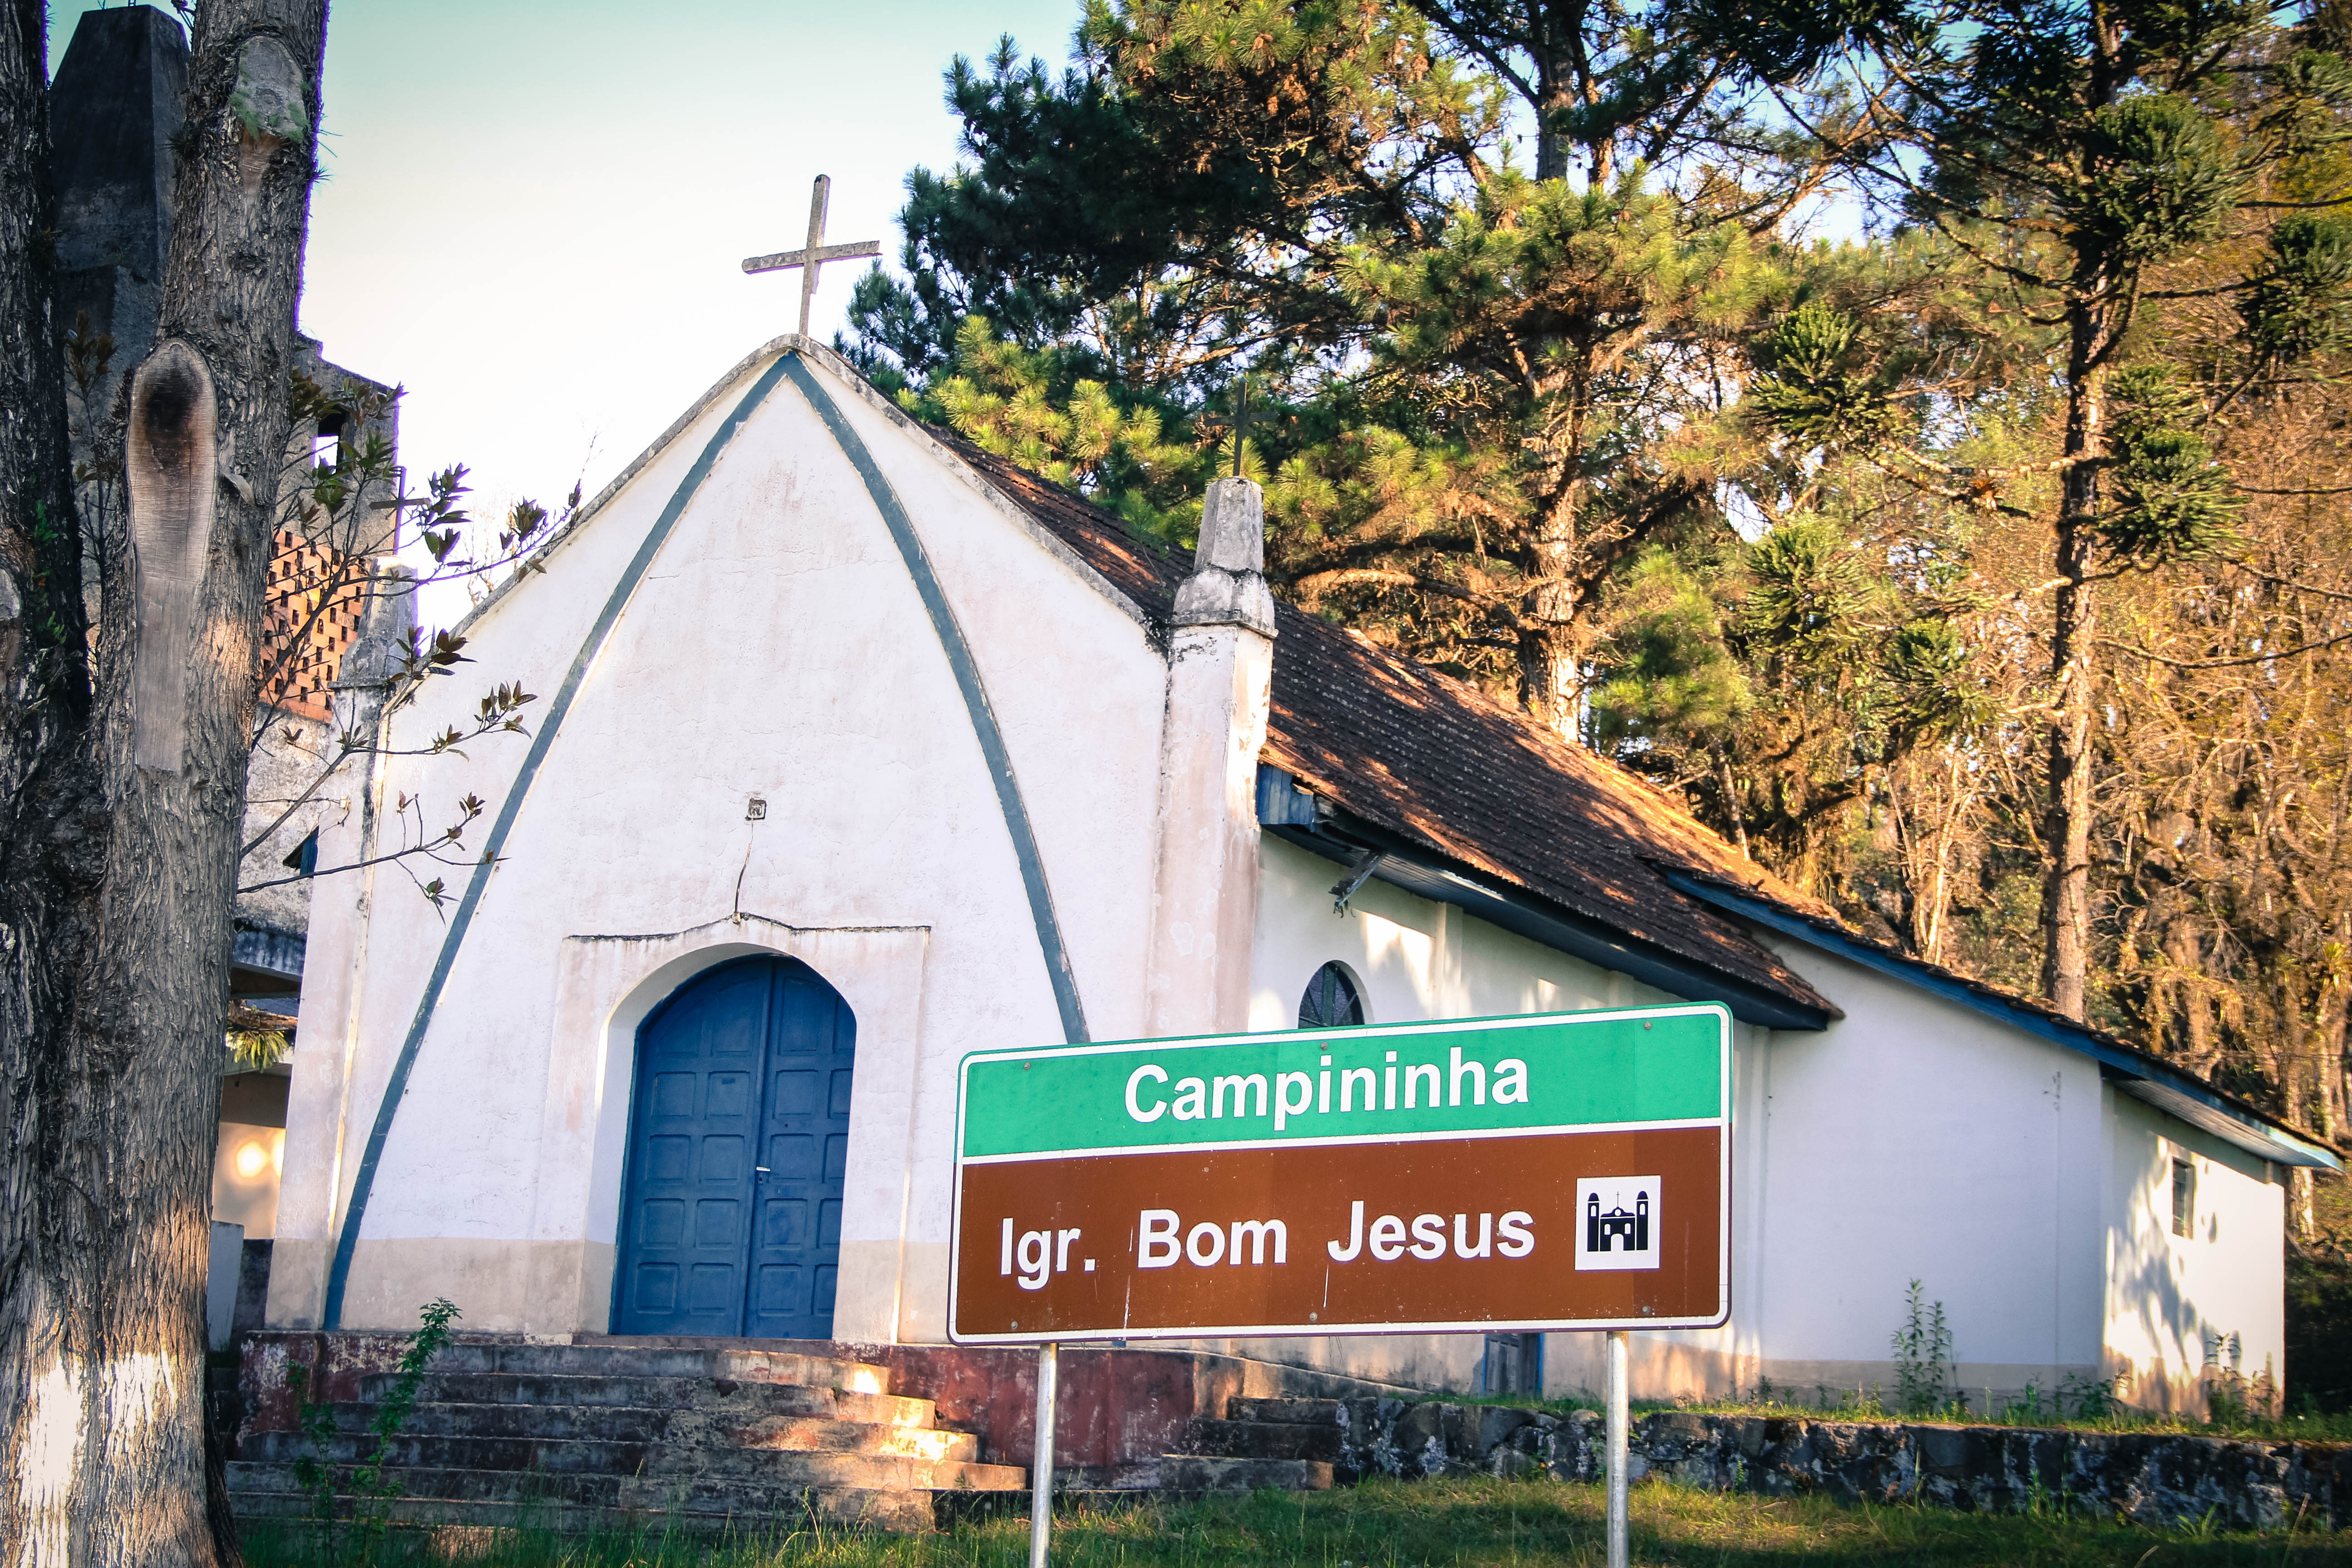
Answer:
[
  {"left": 1175, "top": 475, "right": 1275, "bottom": 637},
  {"left": 1197, "top": 475, "right": 1265, "bottom": 575}
]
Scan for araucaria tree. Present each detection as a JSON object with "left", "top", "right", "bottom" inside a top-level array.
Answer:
[
  {"left": 0, "top": 1, "right": 327, "bottom": 1560},
  {"left": 1782, "top": 0, "right": 2352, "bottom": 1019}
]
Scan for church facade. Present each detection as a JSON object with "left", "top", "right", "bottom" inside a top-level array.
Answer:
[{"left": 269, "top": 339, "right": 2338, "bottom": 1411}]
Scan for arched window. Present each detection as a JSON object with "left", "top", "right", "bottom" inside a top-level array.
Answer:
[{"left": 1297, "top": 962, "right": 1365, "bottom": 1029}]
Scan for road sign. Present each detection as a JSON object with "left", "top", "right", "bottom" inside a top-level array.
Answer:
[{"left": 948, "top": 1003, "right": 1730, "bottom": 1343}]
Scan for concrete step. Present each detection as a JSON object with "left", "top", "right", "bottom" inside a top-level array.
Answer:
[
  {"left": 734, "top": 1417, "right": 979, "bottom": 1462},
  {"left": 301, "top": 1400, "right": 979, "bottom": 1460},
  {"left": 231, "top": 1434, "right": 1020, "bottom": 1494},
  {"left": 230, "top": 1457, "right": 982, "bottom": 1527},
  {"left": 1227, "top": 1396, "right": 1353, "bottom": 1426},
  {"left": 639, "top": 1447, "right": 1023, "bottom": 1491},
  {"left": 1184, "top": 1419, "right": 1343, "bottom": 1463},
  {"left": 1157, "top": 1455, "right": 1335, "bottom": 1493},
  {"left": 238, "top": 1430, "right": 652, "bottom": 1475},
  {"left": 405, "top": 1340, "right": 890, "bottom": 1392},
  {"left": 319, "top": 1400, "right": 672, "bottom": 1443},
  {"left": 230, "top": 1461, "right": 639, "bottom": 1510},
  {"left": 366, "top": 1372, "right": 934, "bottom": 1427},
  {"left": 228, "top": 1476, "right": 937, "bottom": 1533}
]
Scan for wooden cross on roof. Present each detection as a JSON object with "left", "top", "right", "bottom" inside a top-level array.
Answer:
[{"left": 741, "top": 175, "right": 882, "bottom": 339}]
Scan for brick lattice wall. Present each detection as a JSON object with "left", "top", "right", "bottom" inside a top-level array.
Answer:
[{"left": 259, "top": 529, "right": 364, "bottom": 720}]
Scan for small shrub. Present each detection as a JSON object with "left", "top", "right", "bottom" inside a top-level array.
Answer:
[{"left": 1892, "top": 1279, "right": 1955, "bottom": 1416}]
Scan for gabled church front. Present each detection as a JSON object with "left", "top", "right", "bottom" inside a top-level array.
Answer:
[{"left": 270, "top": 339, "right": 2340, "bottom": 1420}]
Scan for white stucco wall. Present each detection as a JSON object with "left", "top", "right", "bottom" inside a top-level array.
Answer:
[
  {"left": 1567, "top": 935, "right": 2284, "bottom": 1414},
  {"left": 2103, "top": 1090, "right": 2285, "bottom": 1411},
  {"left": 1234, "top": 836, "right": 1682, "bottom": 1388},
  {"left": 1240, "top": 859, "right": 2284, "bottom": 1409},
  {"left": 1583, "top": 937, "right": 2113, "bottom": 1406},
  {"left": 272, "top": 348, "right": 1171, "bottom": 1336}
]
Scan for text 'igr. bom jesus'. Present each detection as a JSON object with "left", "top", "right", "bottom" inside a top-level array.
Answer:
[
  {"left": 1122, "top": 1046, "right": 1531, "bottom": 1128},
  {"left": 999, "top": 1204, "right": 1535, "bottom": 1289}
]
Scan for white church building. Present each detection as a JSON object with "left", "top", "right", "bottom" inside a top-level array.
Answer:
[{"left": 269, "top": 338, "right": 2339, "bottom": 1413}]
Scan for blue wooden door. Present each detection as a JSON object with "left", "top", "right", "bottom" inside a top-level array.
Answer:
[
  {"left": 745, "top": 963, "right": 855, "bottom": 1337},
  {"left": 612, "top": 956, "right": 855, "bottom": 1338}
]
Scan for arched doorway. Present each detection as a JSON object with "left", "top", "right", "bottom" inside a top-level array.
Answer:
[{"left": 612, "top": 954, "right": 855, "bottom": 1338}]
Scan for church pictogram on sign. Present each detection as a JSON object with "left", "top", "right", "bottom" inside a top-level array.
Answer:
[
  {"left": 1587, "top": 1186, "right": 1649, "bottom": 1254},
  {"left": 1574, "top": 1175, "right": 1662, "bottom": 1271}
]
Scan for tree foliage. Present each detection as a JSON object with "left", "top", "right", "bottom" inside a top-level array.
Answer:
[{"left": 854, "top": 0, "right": 2352, "bottom": 1273}]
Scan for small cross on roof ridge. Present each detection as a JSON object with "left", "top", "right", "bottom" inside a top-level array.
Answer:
[{"left": 742, "top": 175, "right": 882, "bottom": 340}]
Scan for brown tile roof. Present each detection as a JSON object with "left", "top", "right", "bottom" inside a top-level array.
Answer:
[{"left": 949, "top": 440, "right": 1837, "bottom": 1019}]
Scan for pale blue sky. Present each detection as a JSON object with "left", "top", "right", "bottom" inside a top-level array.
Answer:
[{"left": 56, "top": 0, "right": 1080, "bottom": 567}]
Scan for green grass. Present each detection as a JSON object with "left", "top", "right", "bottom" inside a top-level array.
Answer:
[{"left": 238, "top": 1476, "right": 2352, "bottom": 1567}]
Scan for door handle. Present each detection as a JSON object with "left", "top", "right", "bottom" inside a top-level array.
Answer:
[{"left": 755, "top": 1166, "right": 771, "bottom": 1176}]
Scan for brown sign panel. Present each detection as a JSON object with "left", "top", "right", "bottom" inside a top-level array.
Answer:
[{"left": 953, "top": 1127, "right": 1723, "bottom": 1340}]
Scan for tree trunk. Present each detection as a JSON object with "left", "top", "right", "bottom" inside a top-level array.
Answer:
[
  {"left": 0, "top": 2, "right": 114, "bottom": 1561},
  {"left": 1516, "top": 617, "right": 1582, "bottom": 736},
  {"left": 2040, "top": 326, "right": 2108, "bottom": 1022},
  {"left": 0, "top": 2, "right": 325, "bottom": 1561}
]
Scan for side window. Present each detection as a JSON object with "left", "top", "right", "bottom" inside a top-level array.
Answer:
[
  {"left": 1297, "top": 962, "right": 1365, "bottom": 1029},
  {"left": 2170, "top": 1157, "right": 2197, "bottom": 1238}
]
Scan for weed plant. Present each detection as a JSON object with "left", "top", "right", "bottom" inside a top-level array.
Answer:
[
  {"left": 235, "top": 1475, "right": 2351, "bottom": 1567},
  {"left": 285, "top": 1297, "right": 463, "bottom": 1550}
]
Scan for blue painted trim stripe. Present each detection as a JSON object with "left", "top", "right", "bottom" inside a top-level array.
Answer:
[
  {"left": 1668, "top": 872, "right": 2342, "bottom": 1172},
  {"left": 779, "top": 356, "right": 1089, "bottom": 1048},
  {"left": 321, "top": 355, "right": 796, "bottom": 1329}
]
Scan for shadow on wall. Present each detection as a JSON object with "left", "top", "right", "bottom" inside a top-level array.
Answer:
[{"left": 2106, "top": 1175, "right": 2230, "bottom": 1416}]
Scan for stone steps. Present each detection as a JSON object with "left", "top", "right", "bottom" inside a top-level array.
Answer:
[
  {"left": 234, "top": 1446, "right": 1025, "bottom": 1492},
  {"left": 358, "top": 1372, "right": 935, "bottom": 1426},
  {"left": 383, "top": 1339, "right": 891, "bottom": 1389},
  {"left": 226, "top": 1336, "right": 1021, "bottom": 1533},
  {"left": 1164, "top": 1394, "right": 1348, "bottom": 1492},
  {"left": 228, "top": 1472, "right": 938, "bottom": 1534},
  {"left": 1157, "top": 1455, "right": 1336, "bottom": 1493}
]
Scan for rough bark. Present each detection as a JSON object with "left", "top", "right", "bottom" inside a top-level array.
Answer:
[
  {"left": 0, "top": 1, "right": 326, "bottom": 1561},
  {"left": 0, "top": 2, "right": 113, "bottom": 1562},
  {"left": 2040, "top": 363, "right": 2102, "bottom": 1022},
  {"left": 2039, "top": 238, "right": 2129, "bottom": 1025},
  {"left": 2037, "top": 15, "right": 2127, "bottom": 1026}
]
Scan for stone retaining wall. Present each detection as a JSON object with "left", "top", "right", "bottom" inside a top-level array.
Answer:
[{"left": 1284, "top": 1397, "right": 2352, "bottom": 1531}]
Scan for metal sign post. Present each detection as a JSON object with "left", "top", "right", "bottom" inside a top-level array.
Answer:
[
  {"left": 1029, "top": 1340, "right": 1058, "bottom": 1568},
  {"left": 1606, "top": 1329, "right": 1629, "bottom": 1568}
]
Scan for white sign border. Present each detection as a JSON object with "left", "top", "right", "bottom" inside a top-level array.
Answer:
[{"left": 947, "top": 1001, "right": 1733, "bottom": 1344}]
